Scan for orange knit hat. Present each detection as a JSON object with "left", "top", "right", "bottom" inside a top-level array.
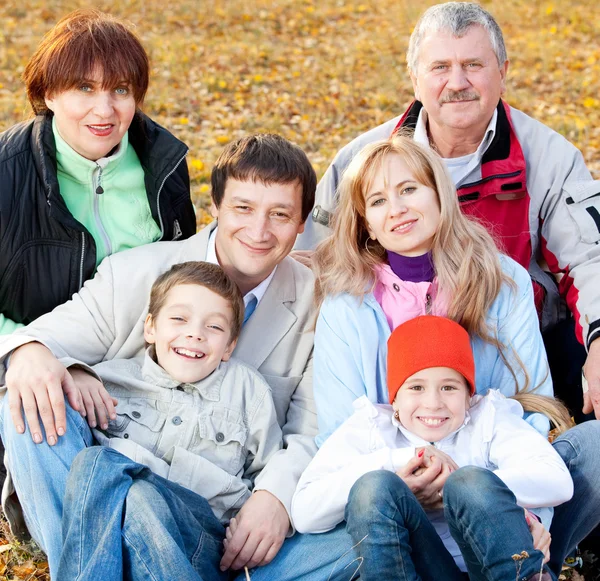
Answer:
[{"left": 387, "top": 316, "right": 476, "bottom": 404}]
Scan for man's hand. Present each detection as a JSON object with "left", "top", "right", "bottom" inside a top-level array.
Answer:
[
  {"left": 582, "top": 339, "right": 600, "bottom": 419},
  {"left": 525, "top": 510, "right": 551, "bottom": 563},
  {"left": 220, "top": 490, "right": 289, "bottom": 571},
  {"left": 5, "top": 342, "right": 81, "bottom": 445},
  {"left": 396, "top": 449, "right": 453, "bottom": 510},
  {"left": 289, "top": 250, "right": 313, "bottom": 269},
  {"left": 69, "top": 368, "right": 117, "bottom": 430}
]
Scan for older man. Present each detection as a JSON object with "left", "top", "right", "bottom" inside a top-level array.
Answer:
[{"left": 297, "top": 2, "right": 600, "bottom": 424}]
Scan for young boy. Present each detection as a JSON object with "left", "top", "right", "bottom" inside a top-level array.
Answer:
[{"left": 66, "top": 261, "right": 283, "bottom": 523}]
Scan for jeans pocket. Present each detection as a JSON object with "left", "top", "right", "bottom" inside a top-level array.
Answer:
[{"left": 190, "top": 530, "right": 225, "bottom": 581}]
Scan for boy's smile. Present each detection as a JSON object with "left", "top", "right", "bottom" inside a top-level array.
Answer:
[{"left": 144, "top": 284, "right": 237, "bottom": 384}]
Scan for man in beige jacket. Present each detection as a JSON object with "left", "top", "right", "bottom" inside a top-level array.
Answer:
[{"left": 0, "top": 135, "right": 355, "bottom": 580}]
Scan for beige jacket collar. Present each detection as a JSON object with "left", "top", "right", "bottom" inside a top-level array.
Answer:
[
  {"left": 141, "top": 348, "right": 224, "bottom": 401},
  {"left": 176, "top": 221, "right": 300, "bottom": 370}
]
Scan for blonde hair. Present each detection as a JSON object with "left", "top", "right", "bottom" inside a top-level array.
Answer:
[
  {"left": 314, "top": 135, "right": 507, "bottom": 342},
  {"left": 511, "top": 393, "right": 574, "bottom": 435},
  {"left": 314, "top": 135, "right": 540, "bottom": 397}
]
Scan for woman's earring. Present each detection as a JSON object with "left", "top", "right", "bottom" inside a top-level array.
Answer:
[{"left": 394, "top": 410, "right": 400, "bottom": 420}]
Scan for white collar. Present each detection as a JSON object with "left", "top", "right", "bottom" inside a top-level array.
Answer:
[
  {"left": 413, "top": 106, "right": 498, "bottom": 164},
  {"left": 206, "top": 227, "right": 277, "bottom": 308}
]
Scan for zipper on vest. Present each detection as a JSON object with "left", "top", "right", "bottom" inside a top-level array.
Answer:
[
  {"left": 92, "top": 164, "right": 113, "bottom": 257},
  {"left": 425, "top": 293, "right": 432, "bottom": 314},
  {"left": 460, "top": 170, "right": 522, "bottom": 190},
  {"left": 78, "top": 232, "right": 86, "bottom": 289},
  {"left": 156, "top": 153, "right": 187, "bottom": 239}
]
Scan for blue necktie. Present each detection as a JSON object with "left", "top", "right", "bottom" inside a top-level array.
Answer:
[{"left": 243, "top": 295, "right": 258, "bottom": 325}]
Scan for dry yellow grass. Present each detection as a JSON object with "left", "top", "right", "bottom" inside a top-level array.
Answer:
[
  {"left": 1, "top": 0, "right": 599, "bottom": 578},
  {"left": 2, "top": 0, "right": 600, "bottom": 229}
]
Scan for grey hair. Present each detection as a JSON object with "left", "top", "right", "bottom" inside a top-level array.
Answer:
[{"left": 407, "top": 2, "right": 507, "bottom": 73}]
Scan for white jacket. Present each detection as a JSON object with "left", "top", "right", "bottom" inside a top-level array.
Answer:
[{"left": 291, "top": 391, "right": 573, "bottom": 570}]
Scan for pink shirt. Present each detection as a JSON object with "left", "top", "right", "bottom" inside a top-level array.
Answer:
[{"left": 373, "top": 264, "right": 449, "bottom": 331}]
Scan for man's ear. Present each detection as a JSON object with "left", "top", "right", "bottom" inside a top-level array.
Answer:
[
  {"left": 143, "top": 313, "right": 157, "bottom": 344},
  {"left": 499, "top": 59, "right": 509, "bottom": 96},
  {"left": 410, "top": 71, "right": 420, "bottom": 101},
  {"left": 210, "top": 201, "right": 219, "bottom": 219},
  {"left": 297, "top": 220, "right": 306, "bottom": 234},
  {"left": 221, "top": 338, "right": 237, "bottom": 362}
]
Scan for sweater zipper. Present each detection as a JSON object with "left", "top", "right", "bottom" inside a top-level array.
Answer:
[
  {"left": 78, "top": 232, "right": 86, "bottom": 289},
  {"left": 156, "top": 153, "right": 187, "bottom": 239},
  {"left": 425, "top": 293, "right": 432, "bottom": 314},
  {"left": 92, "top": 165, "right": 113, "bottom": 257}
]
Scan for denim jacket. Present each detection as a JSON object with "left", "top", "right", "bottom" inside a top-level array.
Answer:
[{"left": 68, "top": 351, "right": 283, "bottom": 522}]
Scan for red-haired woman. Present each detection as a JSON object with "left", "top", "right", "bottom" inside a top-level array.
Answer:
[
  {"left": 0, "top": 9, "right": 196, "bottom": 337},
  {"left": 0, "top": 8, "right": 196, "bottom": 495}
]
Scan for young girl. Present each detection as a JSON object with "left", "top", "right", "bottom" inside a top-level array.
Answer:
[
  {"left": 312, "top": 135, "right": 555, "bottom": 447},
  {"left": 291, "top": 316, "right": 573, "bottom": 581}
]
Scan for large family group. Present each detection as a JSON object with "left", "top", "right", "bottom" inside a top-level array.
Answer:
[{"left": 0, "top": 3, "right": 599, "bottom": 581}]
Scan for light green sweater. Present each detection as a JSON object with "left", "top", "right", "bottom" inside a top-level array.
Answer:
[
  {"left": 0, "top": 122, "right": 161, "bottom": 335},
  {"left": 53, "top": 118, "right": 161, "bottom": 268}
]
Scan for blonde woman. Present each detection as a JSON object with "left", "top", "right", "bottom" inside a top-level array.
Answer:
[
  {"left": 311, "top": 136, "right": 600, "bottom": 576},
  {"left": 313, "top": 135, "right": 556, "bottom": 445}
]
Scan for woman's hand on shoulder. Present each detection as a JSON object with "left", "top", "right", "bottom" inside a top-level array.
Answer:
[
  {"left": 6, "top": 342, "right": 82, "bottom": 445},
  {"left": 5, "top": 343, "right": 117, "bottom": 444}
]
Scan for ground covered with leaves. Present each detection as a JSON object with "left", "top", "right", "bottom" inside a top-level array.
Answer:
[{"left": 1, "top": 0, "right": 600, "bottom": 578}]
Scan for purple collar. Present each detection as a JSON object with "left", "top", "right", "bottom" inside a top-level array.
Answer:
[{"left": 386, "top": 251, "right": 434, "bottom": 283}]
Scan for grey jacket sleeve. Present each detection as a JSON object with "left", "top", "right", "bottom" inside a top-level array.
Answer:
[
  {"left": 253, "top": 352, "right": 318, "bottom": 528},
  {"left": 294, "top": 117, "right": 401, "bottom": 251},
  {"left": 512, "top": 107, "right": 600, "bottom": 348},
  {"left": 0, "top": 254, "right": 119, "bottom": 376}
]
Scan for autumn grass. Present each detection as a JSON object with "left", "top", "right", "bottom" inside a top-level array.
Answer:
[
  {"left": 2, "top": 0, "right": 600, "bottom": 229},
  {"left": 1, "top": 0, "right": 600, "bottom": 578}
]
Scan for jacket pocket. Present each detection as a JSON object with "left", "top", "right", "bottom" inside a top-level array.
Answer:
[
  {"left": 0, "top": 240, "right": 74, "bottom": 323},
  {"left": 194, "top": 410, "right": 249, "bottom": 474},
  {"left": 105, "top": 398, "right": 167, "bottom": 454},
  {"left": 564, "top": 180, "right": 600, "bottom": 244}
]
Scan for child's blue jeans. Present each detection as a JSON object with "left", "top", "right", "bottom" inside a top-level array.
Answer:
[{"left": 345, "top": 467, "right": 555, "bottom": 581}]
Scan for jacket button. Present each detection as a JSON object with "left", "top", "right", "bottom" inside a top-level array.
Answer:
[
  {"left": 172, "top": 416, "right": 182, "bottom": 426},
  {"left": 216, "top": 432, "right": 225, "bottom": 443},
  {"left": 123, "top": 433, "right": 129, "bottom": 439},
  {"left": 132, "top": 411, "right": 141, "bottom": 419},
  {"left": 393, "top": 283, "right": 400, "bottom": 292}
]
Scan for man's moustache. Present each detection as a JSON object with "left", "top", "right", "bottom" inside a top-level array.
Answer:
[{"left": 439, "top": 92, "right": 480, "bottom": 103}]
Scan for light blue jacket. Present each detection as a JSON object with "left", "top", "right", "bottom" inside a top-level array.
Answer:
[{"left": 314, "top": 255, "right": 552, "bottom": 447}]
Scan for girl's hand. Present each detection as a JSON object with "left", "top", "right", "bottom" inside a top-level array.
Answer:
[
  {"left": 417, "top": 446, "right": 459, "bottom": 473},
  {"left": 525, "top": 509, "right": 551, "bottom": 563}
]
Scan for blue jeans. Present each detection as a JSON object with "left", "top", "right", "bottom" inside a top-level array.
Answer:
[
  {"left": 1, "top": 394, "right": 599, "bottom": 581},
  {"left": 345, "top": 470, "right": 464, "bottom": 581},
  {"left": 236, "top": 523, "right": 359, "bottom": 581},
  {"left": 549, "top": 420, "right": 600, "bottom": 575},
  {"left": 0, "top": 398, "right": 359, "bottom": 581},
  {"left": 0, "top": 397, "right": 92, "bottom": 574},
  {"left": 57, "top": 446, "right": 227, "bottom": 581},
  {"left": 444, "top": 467, "right": 553, "bottom": 581}
]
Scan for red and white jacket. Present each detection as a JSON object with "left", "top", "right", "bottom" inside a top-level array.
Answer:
[{"left": 297, "top": 100, "right": 600, "bottom": 348}]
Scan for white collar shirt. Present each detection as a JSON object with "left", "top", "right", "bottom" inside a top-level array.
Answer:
[
  {"left": 413, "top": 107, "right": 498, "bottom": 187},
  {"left": 206, "top": 227, "right": 277, "bottom": 309}
]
